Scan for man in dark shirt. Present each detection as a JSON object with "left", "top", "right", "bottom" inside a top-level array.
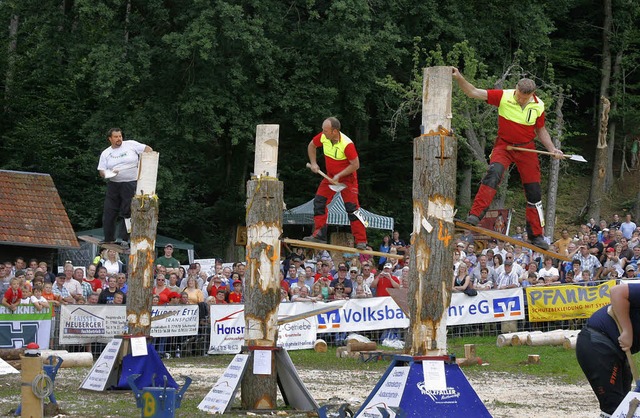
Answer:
[{"left": 98, "top": 276, "right": 126, "bottom": 304}]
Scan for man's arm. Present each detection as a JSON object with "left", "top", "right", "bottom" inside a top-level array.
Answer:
[
  {"left": 452, "top": 67, "right": 488, "bottom": 101},
  {"left": 534, "top": 126, "right": 563, "bottom": 157},
  {"left": 307, "top": 140, "right": 319, "bottom": 173},
  {"left": 611, "top": 284, "right": 632, "bottom": 351},
  {"left": 334, "top": 157, "right": 359, "bottom": 182}
]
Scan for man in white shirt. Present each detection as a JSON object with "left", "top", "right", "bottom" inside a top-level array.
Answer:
[
  {"left": 97, "top": 128, "right": 152, "bottom": 246},
  {"left": 495, "top": 260, "right": 520, "bottom": 289}
]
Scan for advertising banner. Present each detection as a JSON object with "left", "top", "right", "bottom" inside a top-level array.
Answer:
[
  {"left": 208, "top": 303, "right": 318, "bottom": 354},
  {"left": 447, "top": 289, "right": 525, "bottom": 326},
  {"left": 59, "top": 304, "right": 199, "bottom": 344},
  {"left": 0, "top": 305, "right": 52, "bottom": 349},
  {"left": 526, "top": 280, "right": 615, "bottom": 322},
  {"left": 316, "top": 297, "right": 408, "bottom": 333}
]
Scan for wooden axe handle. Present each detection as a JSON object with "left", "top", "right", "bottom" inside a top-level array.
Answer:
[
  {"left": 506, "top": 145, "right": 558, "bottom": 157},
  {"left": 306, "top": 163, "right": 339, "bottom": 185}
]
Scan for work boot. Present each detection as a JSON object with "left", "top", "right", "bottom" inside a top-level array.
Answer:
[
  {"left": 465, "top": 214, "right": 480, "bottom": 226},
  {"left": 303, "top": 227, "right": 327, "bottom": 244},
  {"left": 529, "top": 235, "right": 549, "bottom": 250},
  {"left": 355, "top": 242, "right": 367, "bottom": 251}
]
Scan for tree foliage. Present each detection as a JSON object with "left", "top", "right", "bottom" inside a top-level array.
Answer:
[{"left": 1, "top": 0, "right": 639, "bottom": 257}]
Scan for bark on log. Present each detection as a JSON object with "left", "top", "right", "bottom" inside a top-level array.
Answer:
[
  {"left": 407, "top": 66, "right": 456, "bottom": 356},
  {"left": 347, "top": 342, "right": 377, "bottom": 352},
  {"left": 127, "top": 152, "right": 159, "bottom": 337},
  {"left": 0, "top": 348, "right": 25, "bottom": 360},
  {"left": 241, "top": 125, "right": 282, "bottom": 410}
]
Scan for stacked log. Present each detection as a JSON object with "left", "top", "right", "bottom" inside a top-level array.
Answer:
[
  {"left": 527, "top": 330, "right": 579, "bottom": 346},
  {"left": 496, "top": 331, "right": 542, "bottom": 347}
]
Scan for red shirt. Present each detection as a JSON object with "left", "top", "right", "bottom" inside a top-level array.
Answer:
[
  {"left": 4, "top": 288, "right": 22, "bottom": 304},
  {"left": 84, "top": 278, "right": 102, "bottom": 292},
  {"left": 375, "top": 275, "right": 399, "bottom": 297},
  {"left": 487, "top": 89, "right": 545, "bottom": 144},
  {"left": 228, "top": 292, "right": 242, "bottom": 303},
  {"left": 154, "top": 287, "right": 172, "bottom": 305},
  {"left": 312, "top": 132, "right": 358, "bottom": 178}
]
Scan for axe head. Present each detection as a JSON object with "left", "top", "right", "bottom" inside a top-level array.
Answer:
[{"left": 329, "top": 183, "right": 346, "bottom": 192}]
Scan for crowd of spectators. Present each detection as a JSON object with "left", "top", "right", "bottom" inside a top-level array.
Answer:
[{"left": 451, "top": 213, "right": 640, "bottom": 293}]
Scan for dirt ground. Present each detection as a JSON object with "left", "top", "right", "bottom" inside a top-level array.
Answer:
[{"left": 169, "top": 364, "right": 601, "bottom": 417}]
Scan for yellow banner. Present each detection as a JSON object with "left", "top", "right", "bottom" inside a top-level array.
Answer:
[{"left": 526, "top": 280, "right": 615, "bottom": 322}]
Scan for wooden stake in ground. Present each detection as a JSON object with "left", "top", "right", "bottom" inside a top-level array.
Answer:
[
  {"left": 241, "top": 125, "right": 283, "bottom": 410},
  {"left": 406, "top": 66, "right": 456, "bottom": 356},
  {"left": 126, "top": 152, "right": 159, "bottom": 336}
]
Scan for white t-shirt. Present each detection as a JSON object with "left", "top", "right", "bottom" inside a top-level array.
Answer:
[
  {"left": 97, "top": 140, "right": 146, "bottom": 182},
  {"left": 30, "top": 295, "right": 48, "bottom": 304}
]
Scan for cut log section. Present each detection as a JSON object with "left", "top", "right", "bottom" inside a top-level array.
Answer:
[
  {"left": 527, "top": 354, "right": 540, "bottom": 364},
  {"left": 314, "top": 339, "right": 328, "bottom": 353},
  {"left": 563, "top": 336, "right": 577, "bottom": 350}
]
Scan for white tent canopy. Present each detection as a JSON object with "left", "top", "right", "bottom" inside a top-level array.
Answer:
[{"left": 283, "top": 194, "right": 394, "bottom": 230}]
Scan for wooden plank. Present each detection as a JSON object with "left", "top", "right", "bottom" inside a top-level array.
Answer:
[
  {"left": 283, "top": 238, "right": 403, "bottom": 259},
  {"left": 77, "top": 235, "right": 128, "bottom": 254},
  {"left": 454, "top": 220, "right": 571, "bottom": 262},
  {"left": 277, "top": 301, "right": 346, "bottom": 325}
]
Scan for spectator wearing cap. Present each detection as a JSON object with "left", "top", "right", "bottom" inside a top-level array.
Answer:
[
  {"left": 228, "top": 280, "right": 243, "bottom": 303},
  {"left": 624, "top": 264, "right": 638, "bottom": 279},
  {"left": 482, "top": 239, "right": 498, "bottom": 256},
  {"left": 314, "top": 262, "right": 333, "bottom": 283},
  {"left": 330, "top": 264, "right": 353, "bottom": 294},
  {"left": 371, "top": 263, "right": 400, "bottom": 296},
  {"left": 495, "top": 259, "right": 520, "bottom": 289},
  {"left": 602, "top": 245, "right": 625, "bottom": 279},
  {"left": 206, "top": 274, "right": 227, "bottom": 297},
  {"left": 456, "top": 242, "right": 467, "bottom": 260},
  {"left": 155, "top": 243, "right": 180, "bottom": 275}
]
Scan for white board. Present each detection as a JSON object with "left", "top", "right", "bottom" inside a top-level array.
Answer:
[
  {"left": 198, "top": 354, "right": 249, "bottom": 414},
  {"left": 79, "top": 338, "right": 123, "bottom": 391},
  {"left": 0, "top": 357, "right": 18, "bottom": 375}
]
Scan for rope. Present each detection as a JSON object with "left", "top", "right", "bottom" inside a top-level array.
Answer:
[{"left": 31, "top": 373, "right": 53, "bottom": 399}]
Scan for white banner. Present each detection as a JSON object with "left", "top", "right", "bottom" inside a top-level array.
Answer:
[
  {"left": 208, "top": 303, "right": 318, "bottom": 354},
  {"left": 316, "top": 297, "right": 409, "bottom": 333},
  {"left": 447, "top": 288, "right": 525, "bottom": 325},
  {"left": 0, "top": 305, "right": 52, "bottom": 349},
  {"left": 59, "top": 304, "right": 199, "bottom": 344}
]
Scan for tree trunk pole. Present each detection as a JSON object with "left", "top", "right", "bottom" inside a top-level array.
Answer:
[
  {"left": 587, "top": 97, "right": 611, "bottom": 221},
  {"left": 126, "top": 152, "right": 159, "bottom": 337},
  {"left": 241, "top": 125, "right": 282, "bottom": 410},
  {"left": 407, "top": 66, "right": 456, "bottom": 356},
  {"left": 545, "top": 91, "right": 564, "bottom": 238}
]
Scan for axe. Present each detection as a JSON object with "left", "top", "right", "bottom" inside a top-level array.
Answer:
[
  {"left": 306, "top": 163, "right": 346, "bottom": 192},
  {"left": 506, "top": 145, "right": 588, "bottom": 163}
]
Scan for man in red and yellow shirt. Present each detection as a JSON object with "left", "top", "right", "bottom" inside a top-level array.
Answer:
[
  {"left": 452, "top": 68, "right": 563, "bottom": 250},
  {"left": 304, "top": 117, "right": 367, "bottom": 249}
]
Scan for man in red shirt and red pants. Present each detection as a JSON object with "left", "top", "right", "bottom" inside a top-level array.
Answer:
[
  {"left": 304, "top": 117, "right": 368, "bottom": 250},
  {"left": 452, "top": 68, "right": 563, "bottom": 250}
]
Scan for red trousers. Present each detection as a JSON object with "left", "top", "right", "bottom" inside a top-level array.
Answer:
[
  {"left": 470, "top": 139, "right": 545, "bottom": 237},
  {"left": 313, "top": 175, "right": 367, "bottom": 244}
]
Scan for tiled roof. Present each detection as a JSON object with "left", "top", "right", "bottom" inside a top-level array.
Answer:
[{"left": 0, "top": 170, "right": 79, "bottom": 249}]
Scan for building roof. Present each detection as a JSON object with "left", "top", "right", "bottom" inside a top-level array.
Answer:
[
  {"left": 0, "top": 170, "right": 79, "bottom": 249},
  {"left": 283, "top": 194, "right": 394, "bottom": 230}
]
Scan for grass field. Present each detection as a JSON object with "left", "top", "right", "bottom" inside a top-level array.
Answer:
[{"left": 0, "top": 336, "right": 591, "bottom": 417}]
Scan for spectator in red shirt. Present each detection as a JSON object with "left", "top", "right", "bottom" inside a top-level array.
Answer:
[
  {"left": 2, "top": 278, "right": 22, "bottom": 312},
  {"left": 228, "top": 280, "right": 243, "bottom": 303},
  {"left": 371, "top": 263, "right": 400, "bottom": 297}
]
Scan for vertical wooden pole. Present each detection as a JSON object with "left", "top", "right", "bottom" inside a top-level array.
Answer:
[
  {"left": 20, "top": 355, "right": 43, "bottom": 418},
  {"left": 241, "top": 125, "right": 283, "bottom": 409},
  {"left": 126, "top": 152, "right": 159, "bottom": 337},
  {"left": 407, "top": 66, "right": 456, "bottom": 356}
]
